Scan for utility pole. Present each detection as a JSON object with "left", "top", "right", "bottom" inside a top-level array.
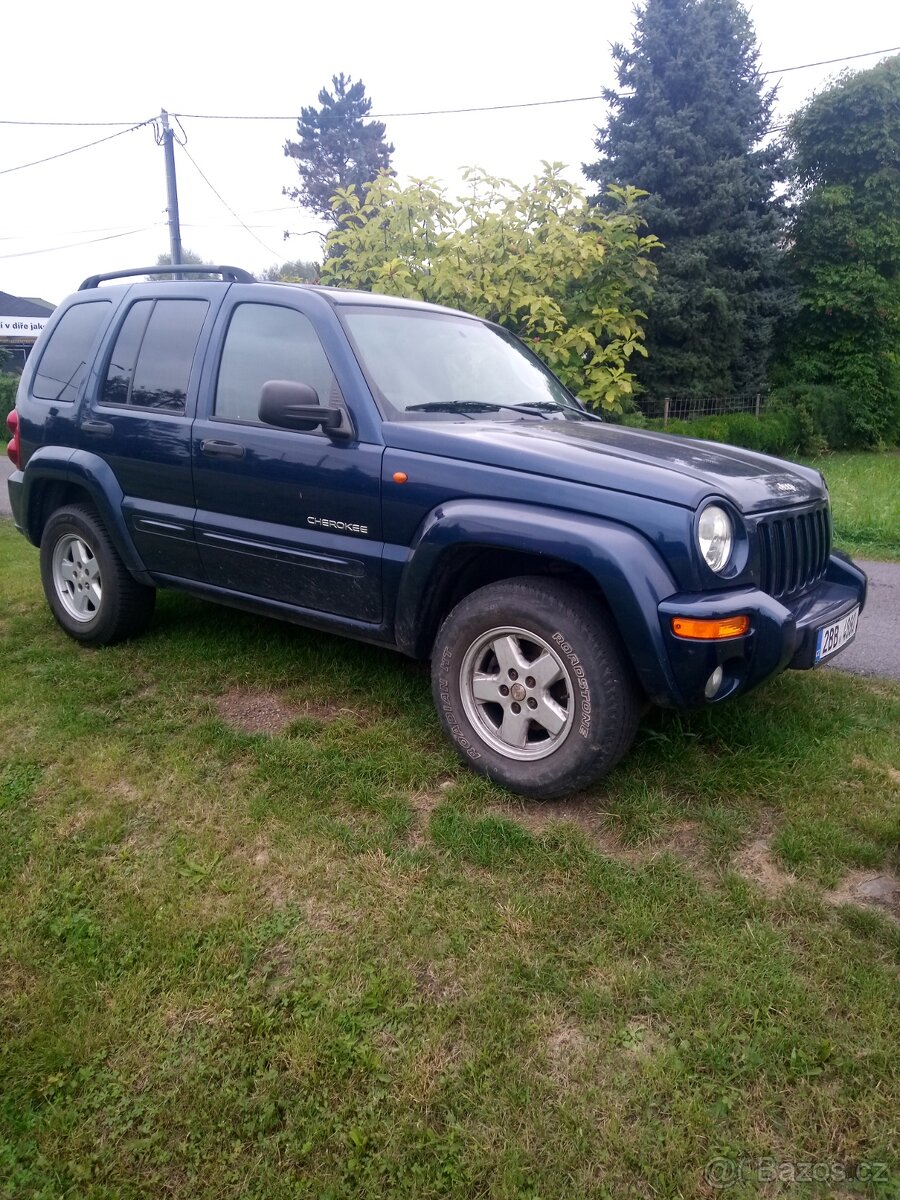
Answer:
[{"left": 160, "top": 110, "right": 183, "bottom": 277}]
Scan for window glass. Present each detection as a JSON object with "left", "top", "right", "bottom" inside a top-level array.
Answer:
[
  {"left": 128, "top": 300, "right": 208, "bottom": 412},
  {"left": 343, "top": 308, "right": 577, "bottom": 418},
  {"left": 32, "top": 301, "right": 111, "bottom": 402},
  {"left": 215, "top": 303, "right": 337, "bottom": 424},
  {"left": 101, "top": 300, "right": 153, "bottom": 406}
]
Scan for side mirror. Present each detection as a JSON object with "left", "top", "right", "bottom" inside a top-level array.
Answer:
[{"left": 258, "top": 379, "right": 345, "bottom": 434}]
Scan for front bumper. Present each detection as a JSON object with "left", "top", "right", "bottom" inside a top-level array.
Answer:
[{"left": 657, "top": 552, "right": 867, "bottom": 707}]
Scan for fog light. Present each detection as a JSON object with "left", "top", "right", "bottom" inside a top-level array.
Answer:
[{"left": 704, "top": 666, "right": 724, "bottom": 699}]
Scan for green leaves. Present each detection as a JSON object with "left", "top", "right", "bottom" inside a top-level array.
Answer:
[
  {"left": 321, "top": 167, "right": 658, "bottom": 410},
  {"left": 778, "top": 55, "right": 900, "bottom": 446}
]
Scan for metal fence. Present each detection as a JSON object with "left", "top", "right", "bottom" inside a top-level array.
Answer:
[{"left": 634, "top": 393, "right": 767, "bottom": 425}]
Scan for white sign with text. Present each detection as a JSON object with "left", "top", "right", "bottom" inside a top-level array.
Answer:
[{"left": 0, "top": 316, "right": 49, "bottom": 337}]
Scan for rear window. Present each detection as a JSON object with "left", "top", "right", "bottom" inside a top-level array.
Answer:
[
  {"left": 101, "top": 299, "right": 208, "bottom": 412},
  {"left": 32, "top": 301, "right": 111, "bottom": 402}
]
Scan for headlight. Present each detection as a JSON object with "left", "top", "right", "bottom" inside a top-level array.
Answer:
[{"left": 698, "top": 505, "right": 733, "bottom": 573}]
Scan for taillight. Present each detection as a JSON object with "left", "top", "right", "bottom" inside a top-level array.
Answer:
[{"left": 6, "top": 410, "right": 20, "bottom": 468}]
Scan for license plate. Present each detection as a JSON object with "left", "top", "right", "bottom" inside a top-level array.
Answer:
[{"left": 815, "top": 606, "right": 860, "bottom": 664}]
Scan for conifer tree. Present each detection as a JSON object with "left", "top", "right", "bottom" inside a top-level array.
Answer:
[
  {"left": 586, "top": 0, "right": 785, "bottom": 397},
  {"left": 284, "top": 74, "right": 394, "bottom": 224}
]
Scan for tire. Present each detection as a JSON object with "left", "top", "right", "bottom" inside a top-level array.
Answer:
[
  {"left": 39, "top": 503, "right": 156, "bottom": 646},
  {"left": 432, "top": 577, "right": 641, "bottom": 799}
]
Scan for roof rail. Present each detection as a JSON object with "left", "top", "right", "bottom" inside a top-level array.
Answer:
[{"left": 78, "top": 265, "right": 255, "bottom": 290}]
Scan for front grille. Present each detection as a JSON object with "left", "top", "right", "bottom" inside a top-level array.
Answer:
[{"left": 756, "top": 504, "right": 831, "bottom": 599}]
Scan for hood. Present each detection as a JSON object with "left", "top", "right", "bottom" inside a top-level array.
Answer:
[{"left": 381, "top": 418, "right": 825, "bottom": 514}]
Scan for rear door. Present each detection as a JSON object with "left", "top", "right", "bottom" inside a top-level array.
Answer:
[
  {"left": 191, "top": 288, "right": 384, "bottom": 622},
  {"left": 82, "top": 285, "right": 225, "bottom": 579}
]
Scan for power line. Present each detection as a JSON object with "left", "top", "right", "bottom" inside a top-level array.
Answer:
[
  {"left": 176, "top": 141, "right": 284, "bottom": 259},
  {"left": 2, "top": 45, "right": 896, "bottom": 134},
  {"left": 0, "top": 117, "right": 148, "bottom": 128},
  {"left": 0, "top": 120, "right": 152, "bottom": 177},
  {"left": 0, "top": 220, "right": 161, "bottom": 242},
  {"left": 168, "top": 44, "right": 900, "bottom": 122},
  {"left": 0, "top": 226, "right": 159, "bottom": 261},
  {"left": 765, "top": 46, "right": 900, "bottom": 75}
]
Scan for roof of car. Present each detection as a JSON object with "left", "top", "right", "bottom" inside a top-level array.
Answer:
[
  {"left": 266, "top": 281, "right": 472, "bottom": 317},
  {"left": 71, "top": 267, "right": 476, "bottom": 320}
]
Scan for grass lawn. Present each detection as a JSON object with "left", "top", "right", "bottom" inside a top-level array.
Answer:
[
  {"left": 798, "top": 452, "right": 898, "bottom": 563},
  {"left": 1, "top": 520, "right": 898, "bottom": 1199}
]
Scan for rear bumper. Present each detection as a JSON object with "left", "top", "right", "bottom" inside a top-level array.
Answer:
[{"left": 657, "top": 553, "right": 867, "bottom": 707}]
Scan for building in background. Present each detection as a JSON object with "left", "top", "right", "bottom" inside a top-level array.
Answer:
[{"left": 0, "top": 291, "right": 55, "bottom": 372}]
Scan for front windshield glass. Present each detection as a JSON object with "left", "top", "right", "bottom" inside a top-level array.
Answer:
[{"left": 342, "top": 307, "right": 586, "bottom": 419}]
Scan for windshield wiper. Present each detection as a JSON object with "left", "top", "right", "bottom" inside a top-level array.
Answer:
[
  {"left": 506, "top": 401, "right": 603, "bottom": 422},
  {"left": 406, "top": 401, "right": 502, "bottom": 417},
  {"left": 506, "top": 403, "right": 554, "bottom": 419}
]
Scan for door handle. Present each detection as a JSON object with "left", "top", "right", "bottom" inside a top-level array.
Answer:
[
  {"left": 201, "top": 439, "right": 246, "bottom": 459},
  {"left": 81, "top": 419, "right": 113, "bottom": 437}
]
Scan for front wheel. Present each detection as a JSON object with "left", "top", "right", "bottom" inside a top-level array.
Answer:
[
  {"left": 40, "top": 504, "right": 156, "bottom": 645},
  {"left": 432, "top": 577, "right": 641, "bottom": 799}
]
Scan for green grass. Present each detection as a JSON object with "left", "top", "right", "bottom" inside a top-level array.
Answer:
[
  {"left": 800, "top": 452, "right": 899, "bottom": 562},
  {"left": 1, "top": 521, "right": 898, "bottom": 1198}
]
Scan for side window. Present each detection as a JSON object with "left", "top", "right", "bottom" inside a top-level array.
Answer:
[
  {"left": 214, "top": 303, "right": 337, "bottom": 425},
  {"left": 32, "top": 301, "right": 111, "bottom": 402},
  {"left": 101, "top": 299, "right": 208, "bottom": 412},
  {"left": 102, "top": 300, "right": 153, "bottom": 406}
]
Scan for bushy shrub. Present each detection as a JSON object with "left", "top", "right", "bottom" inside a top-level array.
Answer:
[
  {"left": 641, "top": 408, "right": 813, "bottom": 457},
  {"left": 0, "top": 375, "right": 18, "bottom": 442},
  {"left": 768, "top": 382, "right": 890, "bottom": 451}
]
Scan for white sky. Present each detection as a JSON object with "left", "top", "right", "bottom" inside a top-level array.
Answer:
[{"left": 2, "top": 0, "right": 897, "bottom": 304}]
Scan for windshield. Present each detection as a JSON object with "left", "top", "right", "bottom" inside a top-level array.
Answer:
[{"left": 342, "top": 307, "right": 589, "bottom": 420}]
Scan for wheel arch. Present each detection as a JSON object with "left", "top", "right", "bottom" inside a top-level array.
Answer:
[
  {"left": 19, "top": 449, "right": 152, "bottom": 584},
  {"left": 394, "top": 499, "right": 682, "bottom": 706}
]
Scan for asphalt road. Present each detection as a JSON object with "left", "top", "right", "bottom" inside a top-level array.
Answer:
[
  {"left": 825, "top": 559, "right": 900, "bottom": 681},
  {"left": 1, "top": 454, "right": 896, "bottom": 678}
]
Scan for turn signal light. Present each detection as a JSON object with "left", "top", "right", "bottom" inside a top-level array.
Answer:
[{"left": 671, "top": 615, "right": 750, "bottom": 640}]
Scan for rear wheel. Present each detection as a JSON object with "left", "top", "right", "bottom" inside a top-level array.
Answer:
[
  {"left": 40, "top": 504, "right": 156, "bottom": 645},
  {"left": 432, "top": 577, "right": 641, "bottom": 799}
]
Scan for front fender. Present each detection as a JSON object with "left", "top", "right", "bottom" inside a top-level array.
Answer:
[
  {"left": 394, "top": 499, "right": 682, "bottom": 705},
  {"left": 18, "top": 448, "right": 152, "bottom": 584}
]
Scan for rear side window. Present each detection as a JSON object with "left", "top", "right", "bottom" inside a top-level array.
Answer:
[
  {"left": 214, "top": 303, "right": 337, "bottom": 424},
  {"left": 32, "top": 301, "right": 111, "bottom": 402},
  {"left": 101, "top": 299, "right": 208, "bottom": 412}
]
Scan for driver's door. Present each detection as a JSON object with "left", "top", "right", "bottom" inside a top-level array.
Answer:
[{"left": 191, "top": 291, "right": 384, "bottom": 622}]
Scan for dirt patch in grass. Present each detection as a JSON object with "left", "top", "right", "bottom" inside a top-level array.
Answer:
[
  {"left": 824, "top": 869, "right": 900, "bottom": 923},
  {"left": 407, "top": 780, "right": 454, "bottom": 848},
  {"left": 215, "top": 689, "right": 370, "bottom": 735},
  {"left": 732, "top": 834, "right": 796, "bottom": 897},
  {"left": 504, "top": 800, "right": 708, "bottom": 873},
  {"left": 216, "top": 689, "right": 300, "bottom": 734},
  {"left": 853, "top": 754, "right": 900, "bottom": 786},
  {"left": 413, "top": 961, "right": 463, "bottom": 1004},
  {"left": 546, "top": 1020, "right": 590, "bottom": 1082}
]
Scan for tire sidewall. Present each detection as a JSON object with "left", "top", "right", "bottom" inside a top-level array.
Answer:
[
  {"left": 433, "top": 584, "right": 628, "bottom": 796},
  {"left": 40, "top": 508, "right": 118, "bottom": 644}
]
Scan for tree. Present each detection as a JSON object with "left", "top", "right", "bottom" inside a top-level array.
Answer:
[
  {"left": 284, "top": 74, "right": 394, "bottom": 224},
  {"left": 320, "top": 166, "right": 659, "bottom": 409},
  {"left": 585, "top": 0, "right": 785, "bottom": 398},
  {"left": 260, "top": 259, "right": 320, "bottom": 283},
  {"left": 149, "top": 249, "right": 218, "bottom": 280},
  {"left": 775, "top": 56, "right": 900, "bottom": 445}
]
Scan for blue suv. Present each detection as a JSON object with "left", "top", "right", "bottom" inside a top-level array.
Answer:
[{"left": 6, "top": 266, "right": 867, "bottom": 798}]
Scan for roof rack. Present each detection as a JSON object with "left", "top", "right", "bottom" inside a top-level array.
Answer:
[{"left": 78, "top": 265, "right": 255, "bottom": 290}]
